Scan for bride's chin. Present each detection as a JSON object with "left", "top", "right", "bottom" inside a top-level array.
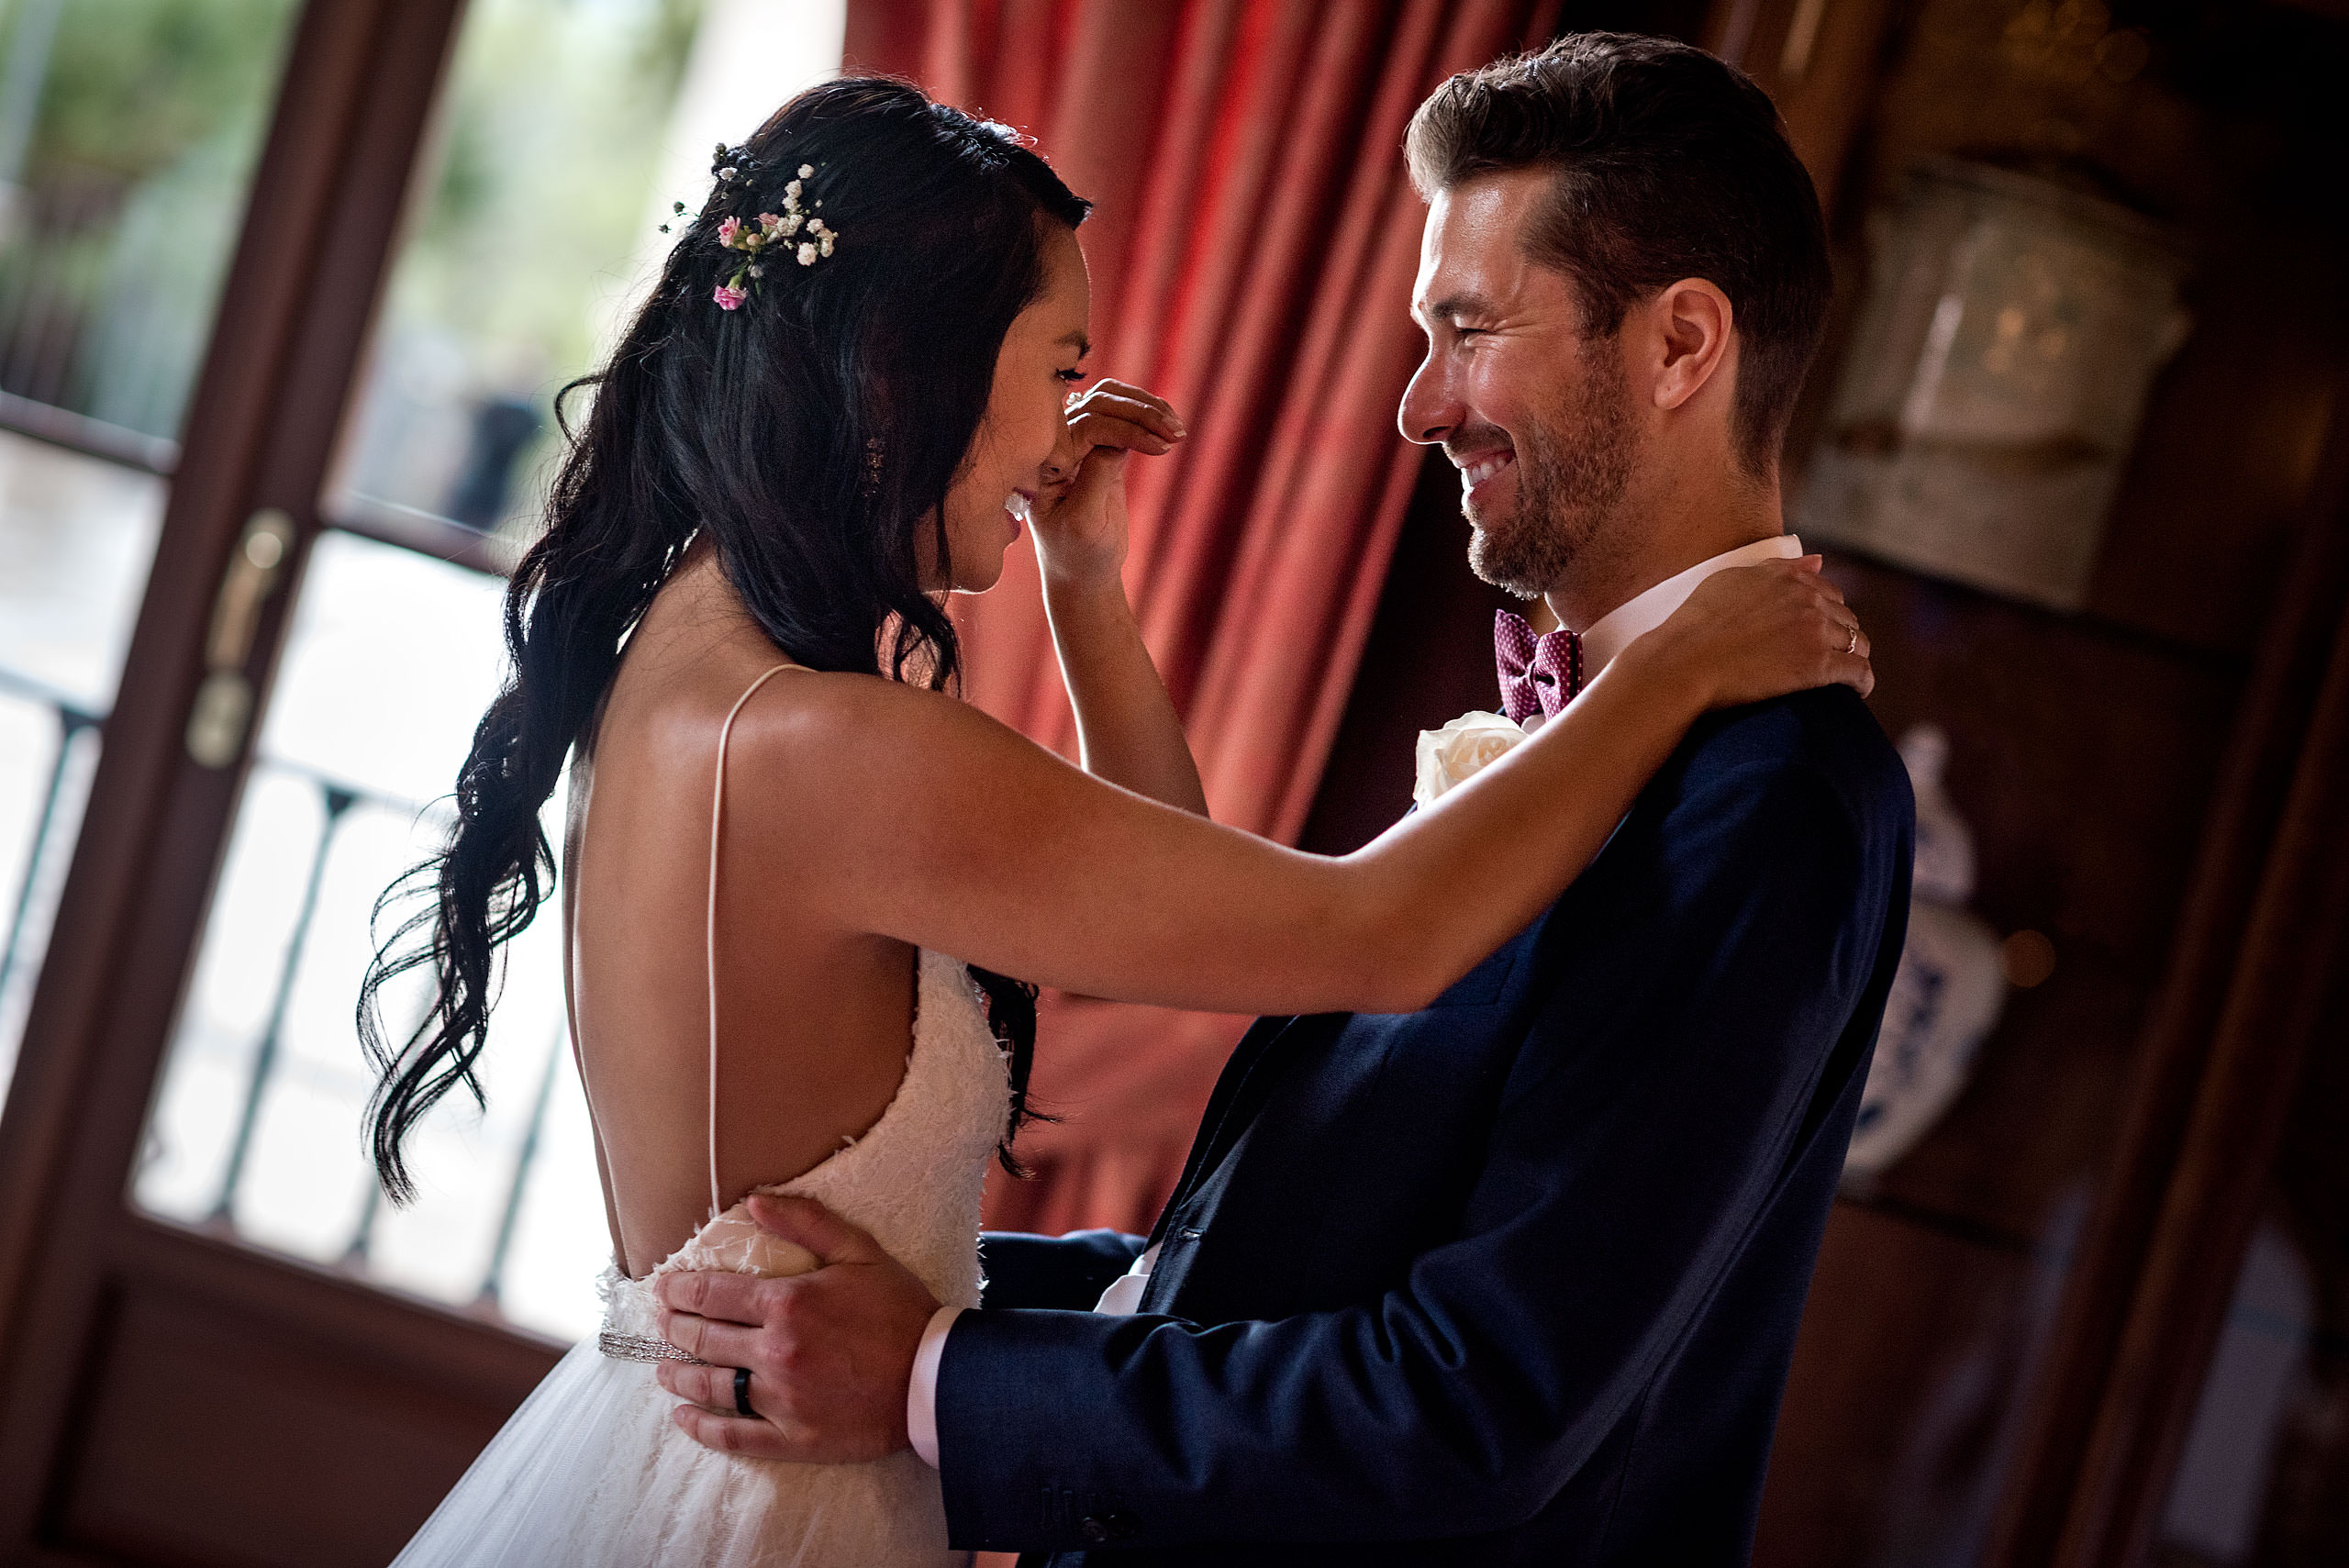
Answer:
[{"left": 947, "top": 551, "right": 1010, "bottom": 595}]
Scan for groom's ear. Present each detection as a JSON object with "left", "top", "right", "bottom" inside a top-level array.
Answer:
[{"left": 1642, "top": 278, "right": 1736, "bottom": 416}]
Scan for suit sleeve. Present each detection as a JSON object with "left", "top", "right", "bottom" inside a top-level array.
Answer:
[
  {"left": 978, "top": 1229, "right": 1149, "bottom": 1310},
  {"left": 933, "top": 758, "right": 1885, "bottom": 1552}
]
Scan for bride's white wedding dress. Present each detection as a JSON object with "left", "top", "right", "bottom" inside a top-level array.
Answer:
[{"left": 395, "top": 664, "right": 1008, "bottom": 1566}]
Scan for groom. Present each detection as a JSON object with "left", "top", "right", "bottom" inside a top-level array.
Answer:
[{"left": 657, "top": 34, "right": 1913, "bottom": 1564}]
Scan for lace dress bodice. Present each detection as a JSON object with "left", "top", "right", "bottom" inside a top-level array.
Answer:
[{"left": 599, "top": 945, "right": 1009, "bottom": 1347}]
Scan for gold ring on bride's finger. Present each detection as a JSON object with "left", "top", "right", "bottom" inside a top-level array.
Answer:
[{"left": 1845, "top": 624, "right": 1860, "bottom": 656}]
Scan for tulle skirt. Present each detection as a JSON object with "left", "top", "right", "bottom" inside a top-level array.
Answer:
[{"left": 391, "top": 1337, "right": 966, "bottom": 1567}]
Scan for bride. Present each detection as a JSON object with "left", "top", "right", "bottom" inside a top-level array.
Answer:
[{"left": 367, "top": 77, "right": 1872, "bottom": 1567}]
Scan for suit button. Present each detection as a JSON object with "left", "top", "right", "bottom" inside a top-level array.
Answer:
[{"left": 1079, "top": 1517, "right": 1110, "bottom": 1543}]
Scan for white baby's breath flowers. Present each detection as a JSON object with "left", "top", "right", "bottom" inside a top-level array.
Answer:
[
  {"left": 1413, "top": 711, "right": 1531, "bottom": 807},
  {"left": 707, "top": 152, "right": 842, "bottom": 305}
]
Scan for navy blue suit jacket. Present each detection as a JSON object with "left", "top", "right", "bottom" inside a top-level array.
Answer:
[{"left": 936, "top": 687, "right": 1915, "bottom": 1564}]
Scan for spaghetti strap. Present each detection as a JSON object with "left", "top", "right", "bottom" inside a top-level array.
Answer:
[{"left": 707, "top": 662, "right": 803, "bottom": 1219}]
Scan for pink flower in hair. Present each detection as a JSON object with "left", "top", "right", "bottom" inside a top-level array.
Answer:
[{"left": 696, "top": 150, "right": 843, "bottom": 311}]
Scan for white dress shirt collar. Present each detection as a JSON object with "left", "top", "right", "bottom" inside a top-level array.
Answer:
[{"left": 1576, "top": 534, "right": 1804, "bottom": 676}]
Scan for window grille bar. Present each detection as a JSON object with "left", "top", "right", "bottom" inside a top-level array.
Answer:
[
  {"left": 0, "top": 694, "right": 95, "bottom": 1007},
  {"left": 341, "top": 1170, "right": 384, "bottom": 1269},
  {"left": 477, "top": 1019, "right": 568, "bottom": 1310},
  {"left": 206, "top": 781, "right": 357, "bottom": 1223}
]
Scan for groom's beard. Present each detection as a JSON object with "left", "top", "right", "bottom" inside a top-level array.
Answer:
[{"left": 1464, "top": 337, "right": 1638, "bottom": 601}]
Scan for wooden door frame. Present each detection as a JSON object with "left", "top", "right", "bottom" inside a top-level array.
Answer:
[{"left": 0, "top": 0, "right": 556, "bottom": 1558}]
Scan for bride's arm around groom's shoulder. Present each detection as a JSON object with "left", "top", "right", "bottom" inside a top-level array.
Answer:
[{"left": 685, "top": 550, "right": 1868, "bottom": 1033}]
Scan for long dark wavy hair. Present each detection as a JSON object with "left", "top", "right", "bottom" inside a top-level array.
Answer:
[{"left": 359, "top": 78, "right": 1087, "bottom": 1203}]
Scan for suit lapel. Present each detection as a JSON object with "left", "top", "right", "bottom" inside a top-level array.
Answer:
[{"left": 1152, "top": 1012, "right": 1341, "bottom": 1240}]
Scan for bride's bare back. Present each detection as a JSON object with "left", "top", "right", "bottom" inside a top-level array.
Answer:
[{"left": 567, "top": 547, "right": 917, "bottom": 1277}]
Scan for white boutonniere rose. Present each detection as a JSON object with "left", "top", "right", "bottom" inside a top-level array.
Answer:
[{"left": 1413, "top": 711, "right": 1531, "bottom": 806}]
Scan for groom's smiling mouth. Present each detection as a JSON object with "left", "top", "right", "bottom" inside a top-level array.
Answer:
[{"left": 1453, "top": 446, "right": 1518, "bottom": 511}]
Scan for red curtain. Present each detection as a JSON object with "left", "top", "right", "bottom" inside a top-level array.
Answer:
[{"left": 845, "top": 0, "right": 1560, "bottom": 1235}]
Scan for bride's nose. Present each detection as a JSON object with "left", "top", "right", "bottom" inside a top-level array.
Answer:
[{"left": 1041, "top": 425, "right": 1084, "bottom": 485}]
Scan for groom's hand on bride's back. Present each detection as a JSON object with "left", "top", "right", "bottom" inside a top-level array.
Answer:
[{"left": 652, "top": 1195, "right": 940, "bottom": 1462}]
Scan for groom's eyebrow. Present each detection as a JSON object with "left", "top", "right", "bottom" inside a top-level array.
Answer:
[{"left": 1423, "top": 291, "right": 1500, "bottom": 323}]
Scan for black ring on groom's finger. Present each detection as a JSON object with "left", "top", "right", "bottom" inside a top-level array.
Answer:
[{"left": 733, "top": 1365, "right": 754, "bottom": 1418}]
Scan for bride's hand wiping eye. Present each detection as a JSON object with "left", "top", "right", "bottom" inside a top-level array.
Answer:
[{"left": 1028, "top": 377, "right": 1187, "bottom": 592}]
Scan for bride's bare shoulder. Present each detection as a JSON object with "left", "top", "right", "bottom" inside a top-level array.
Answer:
[
  {"left": 625, "top": 550, "right": 996, "bottom": 745},
  {"left": 607, "top": 560, "right": 1041, "bottom": 835},
  {"left": 723, "top": 664, "right": 1018, "bottom": 797}
]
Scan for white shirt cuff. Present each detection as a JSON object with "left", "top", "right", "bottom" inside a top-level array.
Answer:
[
  {"left": 1093, "top": 1240, "right": 1160, "bottom": 1316},
  {"left": 906, "top": 1305, "right": 963, "bottom": 1468}
]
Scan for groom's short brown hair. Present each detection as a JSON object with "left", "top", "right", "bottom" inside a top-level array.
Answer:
[{"left": 1405, "top": 33, "right": 1831, "bottom": 478}]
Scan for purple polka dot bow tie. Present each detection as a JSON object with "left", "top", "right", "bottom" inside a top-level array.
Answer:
[{"left": 1495, "top": 608, "right": 1584, "bottom": 726}]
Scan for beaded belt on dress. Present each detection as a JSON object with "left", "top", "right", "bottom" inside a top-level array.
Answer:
[
  {"left": 596, "top": 1329, "right": 708, "bottom": 1365},
  {"left": 595, "top": 1268, "right": 709, "bottom": 1364}
]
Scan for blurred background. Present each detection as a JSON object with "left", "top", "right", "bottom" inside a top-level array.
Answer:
[{"left": 0, "top": 2, "right": 2344, "bottom": 1565}]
